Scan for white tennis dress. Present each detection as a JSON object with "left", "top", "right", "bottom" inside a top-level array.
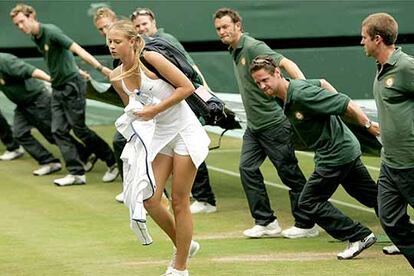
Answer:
[
  {"left": 116, "top": 67, "right": 210, "bottom": 245},
  {"left": 120, "top": 67, "right": 210, "bottom": 167}
]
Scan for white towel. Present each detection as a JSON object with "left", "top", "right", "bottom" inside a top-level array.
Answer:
[{"left": 116, "top": 113, "right": 156, "bottom": 245}]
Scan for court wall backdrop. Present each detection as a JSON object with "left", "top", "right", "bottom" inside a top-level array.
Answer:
[{"left": 1, "top": 0, "right": 413, "bottom": 123}]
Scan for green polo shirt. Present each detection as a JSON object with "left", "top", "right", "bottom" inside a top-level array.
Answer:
[
  {"left": 230, "top": 34, "right": 285, "bottom": 131},
  {"left": 285, "top": 79, "right": 361, "bottom": 167},
  {"left": 373, "top": 47, "right": 414, "bottom": 169},
  {"left": 0, "top": 53, "right": 45, "bottom": 105},
  {"left": 32, "top": 23, "right": 78, "bottom": 88}
]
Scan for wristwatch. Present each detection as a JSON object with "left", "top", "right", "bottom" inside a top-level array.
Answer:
[{"left": 364, "top": 120, "right": 372, "bottom": 129}]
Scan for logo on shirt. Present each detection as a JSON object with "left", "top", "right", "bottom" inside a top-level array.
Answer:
[
  {"left": 384, "top": 76, "right": 394, "bottom": 88},
  {"left": 0, "top": 78, "right": 5, "bottom": 85},
  {"left": 44, "top": 44, "right": 49, "bottom": 52},
  {"left": 295, "top": 112, "right": 304, "bottom": 120},
  {"left": 240, "top": 57, "right": 246, "bottom": 66}
]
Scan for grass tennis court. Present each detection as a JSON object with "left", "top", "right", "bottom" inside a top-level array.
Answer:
[{"left": 0, "top": 126, "right": 412, "bottom": 275}]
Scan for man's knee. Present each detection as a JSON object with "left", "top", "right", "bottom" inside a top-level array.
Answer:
[
  {"left": 13, "top": 129, "right": 30, "bottom": 142},
  {"left": 298, "top": 195, "right": 315, "bottom": 214},
  {"left": 73, "top": 126, "right": 92, "bottom": 140}
]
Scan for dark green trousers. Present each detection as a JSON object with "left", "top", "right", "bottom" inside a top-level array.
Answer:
[
  {"left": 240, "top": 120, "right": 313, "bottom": 228},
  {"left": 299, "top": 157, "right": 377, "bottom": 242},
  {"left": 191, "top": 161, "right": 216, "bottom": 206},
  {"left": 13, "top": 92, "right": 59, "bottom": 165},
  {"left": 0, "top": 109, "right": 19, "bottom": 151},
  {"left": 378, "top": 164, "right": 414, "bottom": 268},
  {"left": 51, "top": 75, "right": 115, "bottom": 175}
]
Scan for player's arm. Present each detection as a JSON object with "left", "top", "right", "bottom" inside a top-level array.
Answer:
[
  {"left": 279, "top": 57, "right": 305, "bottom": 80},
  {"left": 319, "top": 79, "right": 337, "bottom": 93},
  {"left": 69, "top": 42, "right": 112, "bottom": 77},
  {"left": 109, "top": 67, "right": 129, "bottom": 106},
  {"left": 345, "top": 100, "right": 379, "bottom": 137},
  {"left": 31, "top": 68, "right": 51, "bottom": 82}
]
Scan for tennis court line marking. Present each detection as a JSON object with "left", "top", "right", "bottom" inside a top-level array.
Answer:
[
  {"left": 295, "top": 151, "right": 380, "bottom": 172},
  {"left": 210, "top": 149, "right": 380, "bottom": 172},
  {"left": 207, "top": 165, "right": 376, "bottom": 214}
]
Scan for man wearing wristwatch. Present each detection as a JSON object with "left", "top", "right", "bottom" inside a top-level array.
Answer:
[
  {"left": 10, "top": 3, "right": 116, "bottom": 186},
  {"left": 250, "top": 55, "right": 381, "bottom": 260}
]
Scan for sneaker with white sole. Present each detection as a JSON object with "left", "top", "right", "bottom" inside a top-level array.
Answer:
[
  {"left": 102, "top": 164, "right": 119, "bottom": 182},
  {"left": 337, "top": 232, "right": 377, "bottom": 260},
  {"left": 243, "top": 220, "right": 282, "bottom": 238},
  {"left": 383, "top": 244, "right": 401, "bottom": 255},
  {"left": 164, "top": 268, "right": 189, "bottom": 276},
  {"left": 190, "top": 201, "right": 217, "bottom": 214},
  {"left": 84, "top": 153, "right": 97, "bottom": 172},
  {"left": 166, "top": 240, "right": 200, "bottom": 274},
  {"left": 115, "top": 192, "right": 124, "bottom": 203},
  {"left": 282, "top": 225, "right": 319, "bottom": 239},
  {"left": 0, "top": 146, "right": 24, "bottom": 161},
  {"left": 33, "top": 162, "right": 62, "bottom": 176},
  {"left": 54, "top": 174, "right": 86, "bottom": 186}
]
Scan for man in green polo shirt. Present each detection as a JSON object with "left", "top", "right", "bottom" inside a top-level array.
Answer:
[
  {"left": 361, "top": 12, "right": 414, "bottom": 268},
  {"left": 131, "top": 7, "right": 217, "bottom": 214},
  {"left": 10, "top": 3, "right": 117, "bottom": 186},
  {"left": 0, "top": 52, "right": 62, "bottom": 175},
  {"left": 250, "top": 55, "right": 380, "bottom": 260},
  {"left": 0, "top": 109, "right": 24, "bottom": 161},
  {"left": 213, "top": 8, "right": 318, "bottom": 238}
]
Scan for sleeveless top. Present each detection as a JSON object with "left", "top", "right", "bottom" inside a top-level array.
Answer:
[{"left": 119, "top": 66, "right": 210, "bottom": 167}]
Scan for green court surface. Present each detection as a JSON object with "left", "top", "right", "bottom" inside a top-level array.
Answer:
[{"left": 0, "top": 126, "right": 412, "bottom": 275}]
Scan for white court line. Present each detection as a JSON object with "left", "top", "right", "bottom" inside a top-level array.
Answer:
[
  {"left": 210, "top": 149, "right": 381, "bottom": 172},
  {"left": 207, "top": 165, "right": 376, "bottom": 214},
  {"left": 296, "top": 151, "right": 380, "bottom": 172}
]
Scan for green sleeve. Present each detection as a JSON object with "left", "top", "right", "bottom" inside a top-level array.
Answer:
[
  {"left": 4, "top": 54, "right": 36, "bottom": 79},
  {"left": 49, "top": 25, "right": 74, "bottom": 49},
  {"left": 402, "top": 61, "right": 414, "bottom": 94},
  {"left": 306, "top": 79, "right": 321, "bottom": 87},
  {"left": 295, "top": 82, "right": 350, "bottom": 116},
  {"left": 248, "top": 40, "right": 284, "bottom": 65}
]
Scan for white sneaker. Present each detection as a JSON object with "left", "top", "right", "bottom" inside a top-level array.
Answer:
[
  {"left": 383, "top": 244, "right": 401, "bottom": 255},
  {"left": 115, "top": 192, "right": 124, "bottom": 203},
  {"left": 282, "top": 225, "right": 319, "bottom": 239},
  {"left": 102, "top": 165, "right": 119, "bottom": 182},
  {"left": 243, "top": 220, "right": 282, "bottom": 238},
  {"left": 0, "top": 146, "right": 24, "bottom": 161},
  {"left": 84, "top": 153, "right": 97, "bottom": 172},
  {"left": 337, "top": 233, "right": 377, "bottom": 260},
  {"left": 33, "top": 162, "right": 62, "bottom": 176},
  {"left": 190, "top": 201, "right": 217, "bottom": 214},
  {"left": 166, "top": 240, "right": 200, "bottom": 274},
  {"left": 54, "top": 174, "right": 86, "bottom": 186},
  {"left": 164, "top": 268, "right": 189, "bottom": 276}
]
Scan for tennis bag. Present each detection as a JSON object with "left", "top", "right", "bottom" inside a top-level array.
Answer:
[{"left": 141, "top": 36, "right": 241, "bottom": 130}]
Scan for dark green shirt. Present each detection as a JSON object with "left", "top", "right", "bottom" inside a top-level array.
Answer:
[
  {"left": 32, "top": 23, "right": 78, "bottom": 87},
  {"left": 0, "top": 53, "right": 46, "bottom": 105},
  {"left": 285, "top": 79, "right": 361, "bottom": 167},
  {"left": 230, "top": 34, "right": 285, "bottom": 131},
  {"left": 373, "top": 47, "right": 414, "bottom": 169}
]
